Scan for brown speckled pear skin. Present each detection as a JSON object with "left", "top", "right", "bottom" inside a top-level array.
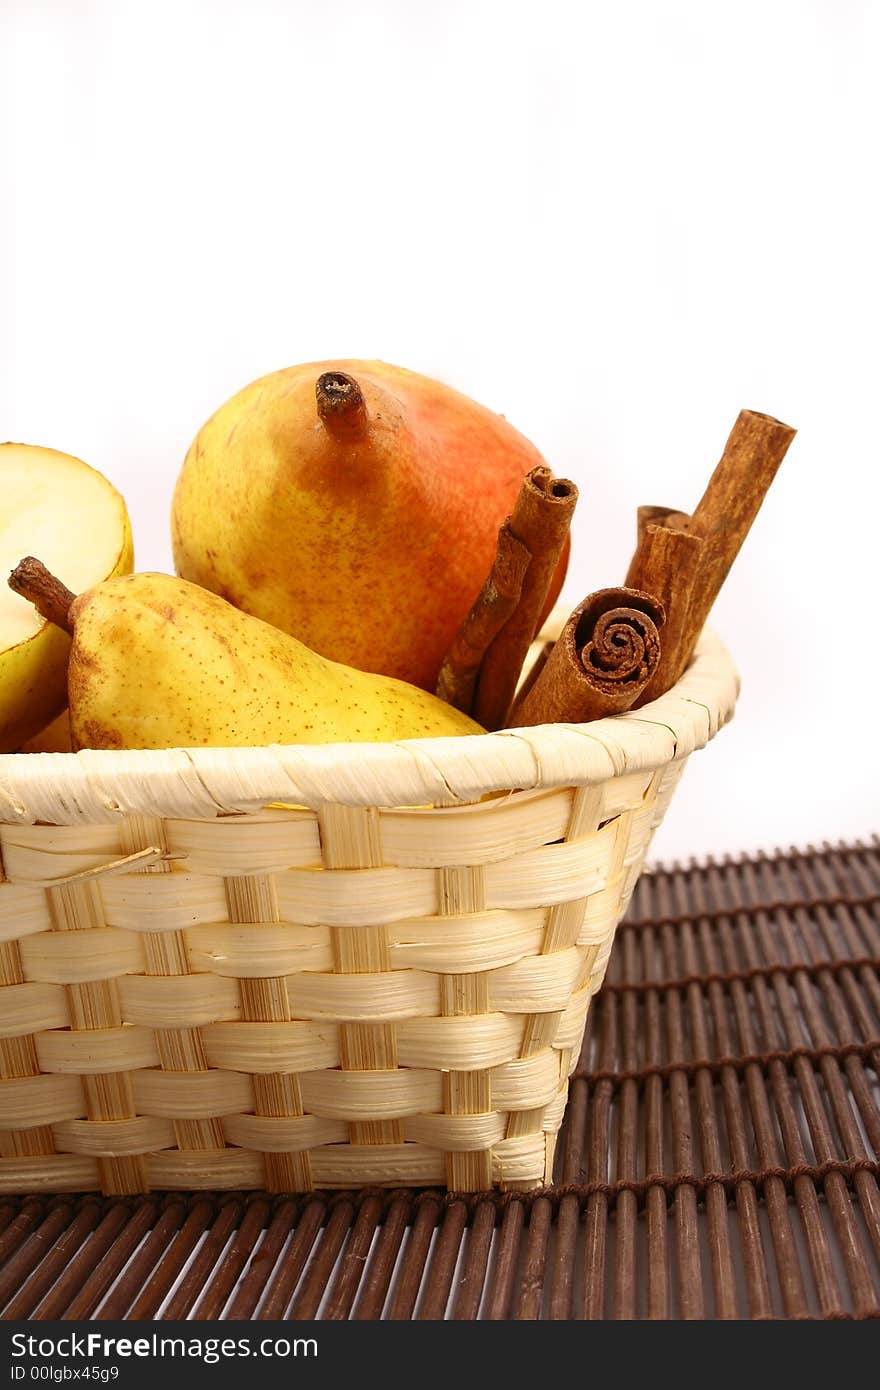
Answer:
[
  {"left": 171, "top": 360, "right": 567, "bottom": 692},
  {"left": 66, "top": 573, "right": 484, "bottom": 750}
]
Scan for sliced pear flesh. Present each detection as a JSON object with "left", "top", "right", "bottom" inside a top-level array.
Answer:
[{"left": 0, "top": 444, "right": 133, "bottom": 750}]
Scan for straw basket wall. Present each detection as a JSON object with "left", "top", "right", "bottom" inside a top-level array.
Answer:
[{"left": 0, "top": 629, "right": 738, "bottom": 1195}]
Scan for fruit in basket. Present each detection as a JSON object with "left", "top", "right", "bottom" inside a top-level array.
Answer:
[
  {"left": 8, "top": 562, "right": 484, "bottom": 749},
  {"left": 0, "top": 445, "right": 133, "bottom": 751},
  {"left": 171, "top": 361, "right": 567, "bottom": 691},
  {"left": 17, "top": 708, "right": 73, "bottom": 753}
]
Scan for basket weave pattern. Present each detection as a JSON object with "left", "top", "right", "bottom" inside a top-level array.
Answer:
[{"left": 0, "top": 632, "right": 737, "bottom": 1194}]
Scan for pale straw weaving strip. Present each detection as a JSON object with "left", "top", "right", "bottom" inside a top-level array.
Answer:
[
  {"left": 320, "top": 805, "right": 404, "bottom": 1152},
  {"left": 225, "top": 867, "right": 311, "bottom": 1191},
  {"left": 46, "top": 875, "right": 145, "bottom": 1194},
  {"left": 120, "top": 817, "right": 224, "bottom": 1156},
  {"left": 0, "top": 928, "right": 58, "bottom": 1163},
  {"left": 437, "top": 862, "right": 493, "bottom": 1190}
]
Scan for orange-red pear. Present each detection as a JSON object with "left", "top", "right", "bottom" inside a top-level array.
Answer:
[{"left": 171, "top": 361, "right": 567, "bottom": 691}]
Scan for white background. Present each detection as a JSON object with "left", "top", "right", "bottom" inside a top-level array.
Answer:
[{"left": 1, "top": 0, "right": 877, "bottom": 862}]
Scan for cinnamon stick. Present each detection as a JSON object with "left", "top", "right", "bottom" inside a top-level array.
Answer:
[
  {"left": 677, "top": 410, "right": 795, "bottom": 671},
  {"left": 472, "top": 466, "right": 578, "bottom": 730},
  {"left": 623, "top": 409, "right": 795, "bottom": 697},
  {"left": 625, "top": 522, "right": 703, "bottom": 706},
  {"left": 509, "top": 588, "right": 665, "bottom": 727},
  {"left": 510, "top": 636, "right": 552, "bottom": 711},
  {"left": 435, "top": 522, "right": 531, "bottom": 713},
  {"left": 633, "top": 504, "right": 692, "bottom": 546}
]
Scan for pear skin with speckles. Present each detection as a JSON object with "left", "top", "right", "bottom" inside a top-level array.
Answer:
[
  {"left": 171, "top": 360, "right": 567, "bottom": 692},
  {"left": 66, "top": 572, "right": 484, "bottom": 750}
]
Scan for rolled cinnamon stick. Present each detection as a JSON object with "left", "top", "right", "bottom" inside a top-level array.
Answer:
[
  {"left": 435, "top": 522, "right": 531, "bottom": 713},
  {"left": 509, "top": 588, "right": 665, "bottom": 727},
  {"left": 509, "top": 635, "right": 553, "bottom": 712},
  {"left": 626, "top": 522, "right": 703, "bottom": 706},
  {"left": 472, "top": 466, "right": 578, "bottom": 730},
  {"left": 632, "top": 503, "right": 692, "bottom": 547},
  {"left": 672, "top": 409, "right": 795, "bottom": 675},
  {"left": 623, "top": 409, "right": 795, "bottom": 698}
]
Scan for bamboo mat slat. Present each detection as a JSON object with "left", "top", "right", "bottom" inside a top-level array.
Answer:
[{"left": 1, "top": 838, "right": 878, "bottom": 1321}]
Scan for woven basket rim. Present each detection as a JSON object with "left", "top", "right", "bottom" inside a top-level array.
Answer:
[{"left": 0, "top": 628, "right": 738, "bottom": 824}]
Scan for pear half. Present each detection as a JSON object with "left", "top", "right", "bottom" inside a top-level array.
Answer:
[{"left": 0, "top": 444, "right": 133, "bottom": 750}]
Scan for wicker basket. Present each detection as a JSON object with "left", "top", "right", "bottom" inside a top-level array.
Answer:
[{"left": 0, "top": 628, "right": 737, "bottom": 1195}]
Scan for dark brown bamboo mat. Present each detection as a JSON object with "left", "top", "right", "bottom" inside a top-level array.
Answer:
[{"left": 2, "top": 838, "right": 879, "bottom": 1321}]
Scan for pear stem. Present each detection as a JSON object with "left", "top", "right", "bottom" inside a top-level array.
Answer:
[
  {"left": 316, "top": 371, "right": 368, "bottom": 437},
  {"left": 8, "top": 558, "right": 76, "bottom": 635}
]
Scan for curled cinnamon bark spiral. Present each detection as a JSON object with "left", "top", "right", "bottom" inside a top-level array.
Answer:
[
  {"left": 581, "top": 597, "right": 662, "bottom": 685},
  {"left": 509, "top": 588, "right": 665, "bottom": 727}
]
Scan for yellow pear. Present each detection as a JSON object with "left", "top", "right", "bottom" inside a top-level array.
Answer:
[
  {"left": 17, "top": 708, "right": 73, "bottom": 753},
  {"left": 8, "top": 563, "right": 484, "bottom": 749},
  {"left": 0, "top": 445, "right": 133, "bottom": 750}
]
